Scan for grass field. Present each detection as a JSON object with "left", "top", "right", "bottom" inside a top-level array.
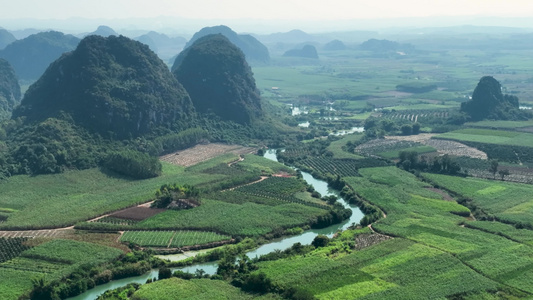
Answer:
[{"left": 0, "top": 239, "right": 122, "bottom": 300}]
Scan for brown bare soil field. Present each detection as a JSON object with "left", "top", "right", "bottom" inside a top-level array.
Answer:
[
  {"left": 109, "top": 207, "right": 166, "bottom": 221},
  {"left": 354, "top": 233, "right": 392, "bottom": 250},
  {"left": 160, "top": 143, "right": 256, "bottom": 167}
]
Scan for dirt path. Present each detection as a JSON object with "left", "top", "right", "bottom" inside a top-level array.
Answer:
[
  {"left": 225, "top": 176, "right": 269, "bottom": 192},
  {"left": 228, "top": 155, "right": 245, "bottom": 167}
]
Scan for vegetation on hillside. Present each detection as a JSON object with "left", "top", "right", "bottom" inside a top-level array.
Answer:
[
  {"left": 13, "top": 35, "right": 195, "bottom": 139},
  {"left": 0, "top": 58, "right": 21, "bottom": 120},
  {"left": 173, "top": 34, "right": 263, "bottom": 125}
]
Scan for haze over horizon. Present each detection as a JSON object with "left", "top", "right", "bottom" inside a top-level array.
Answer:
[{"left": 2, "top": 0, "right": 533, "bottom": 35}]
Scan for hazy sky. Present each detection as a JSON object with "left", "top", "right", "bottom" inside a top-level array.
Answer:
[
  {"left": 3, "top": 0, "right": 532, "bottom": 20},
  {"left": 2, "top": 0, "right": 533, "bottom": 34}
]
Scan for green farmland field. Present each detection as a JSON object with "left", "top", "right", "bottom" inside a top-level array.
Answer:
[
  {"left": 423, "top": 173, "right": 533, "bottom": 227},
  {"left": 0, "top": 239, "right": 122, "bottom": 300},
  {"left": 255, "top": 166, "right": 533, "bottom": 298},
  {"left": 120, "top": 230, "right": 231, "bottom": 248},
  {"left": 435, "top": 128, "right": 533, "bottom": 147},
  {"left": 466, "top": 120, "right": 533, "bottom": 129},
  {"left": 378, "top": 145, "right": 436, "bottom": 159},
  {"left": 0, "top": 163, "right": 225, "bottom": 229},
  {"left": 130, "top": 277, "right": 282, "bottom": 300}
]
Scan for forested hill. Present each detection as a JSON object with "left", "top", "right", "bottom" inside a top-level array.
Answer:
[
  {"left": 177, "top": 25, "right": 270, "bottom": 64},
  {"left": 0, "top": 31, "right": 80, "bottom": 80},
  {"left": 13, "top": 35, "right": 195, "bottom": 139},
  {"left": 0, "top": 59, "right": 21, "bottom": 120},
  {"left": 461, "top": 76, "right": 526, "bottom": 121},
  {"left": 173, "top": 34, "right": 263, "bottom": 125}
]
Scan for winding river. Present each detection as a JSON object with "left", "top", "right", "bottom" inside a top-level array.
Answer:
[{"left": 69, "top": 149, "right": 363, "bottom": 300}]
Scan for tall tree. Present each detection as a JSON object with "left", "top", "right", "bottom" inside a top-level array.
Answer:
[{"left": 489, "top": 159, "right": 499, "bottom": 179}]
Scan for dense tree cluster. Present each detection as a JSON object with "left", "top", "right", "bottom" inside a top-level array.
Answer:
[
  {"left": 363, "top": 117, "right": 420, "bottom": 138},
  {"left": 151, "top": 184, "right": 200, "bottom": 208},
  {"left": 104, "top": 150, "right": 162, "bottom": 179},
  {"left": 397, "top": 151, "right": 462, "bottom": 175}
]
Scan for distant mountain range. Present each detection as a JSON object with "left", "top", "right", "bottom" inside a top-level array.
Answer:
[
  {"left": 0, "top": 31, "right": 80, "bottom": 80},
  {"left": 0, "top": 29, "right": 16, "bottom": 50},
  {"left": 182, "top": 25, "right": 270, "bottom": 64}
]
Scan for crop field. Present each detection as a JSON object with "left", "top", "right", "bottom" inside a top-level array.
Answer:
[
  {"left": 257, "top": 238, "right": 498, "bottom": 299},
  {"left": 130, "top": 277, "right": 282, "bottom": 300},
  {"left": 0, "top": 237, "right": 31, "bottom": 263},
  {"left": 234, "top": 176, "right": 329, "bottom": 209},
  {"left": 298, "top": 157, "right": 389, "bottom": 177},
  {"left": 0, "top": 239, "right": 123, "bottom": 300},
  {"left": 0, "top": 152, "right": 285, "bottom": 230},
  {"left": 464, "top": 221, "right": 533, "bottom": 245},
  {"left": 466, "top": 120, "right": 533, "bottom": 130},
  {"left": 119, "top": 230, "right": 231, "bottom": 248},
  {"left": 326, "top": 134, "right": 365, "bottom": 159},
  {"left": 351, "top": 168, "right": 533, "bottom": 294},
  {"left": 436, "top": 128, "right": 533, "bottom": 147},
  {"left": 108, "top": 207, "right": 166, "bottom": 221},
  {"left": 364, "top": 134, "right": 488, "bottom": 159},
  {"left": 137, "top": 198, "right": 327, "bottom": 236},
  {"left": 160, "top": 143, "right": 256, "bottom": 167},
  {"left": 236, "top": 154, "right": 295, "bottom": 175},
  {"left": 423, "top": 173, "right": 533, "bottom": 227},
  {"left": 0, "top": 162, "right": 229, "bottom": 229},
  {"left": 377, "top": 145, "right": 436, "bottom": 159},
  {"left": 93, "top": 216, "right": 140, "bottom": 226},
  {"left": 254, "top": 165, "right": 533, "bottom": 298}
]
